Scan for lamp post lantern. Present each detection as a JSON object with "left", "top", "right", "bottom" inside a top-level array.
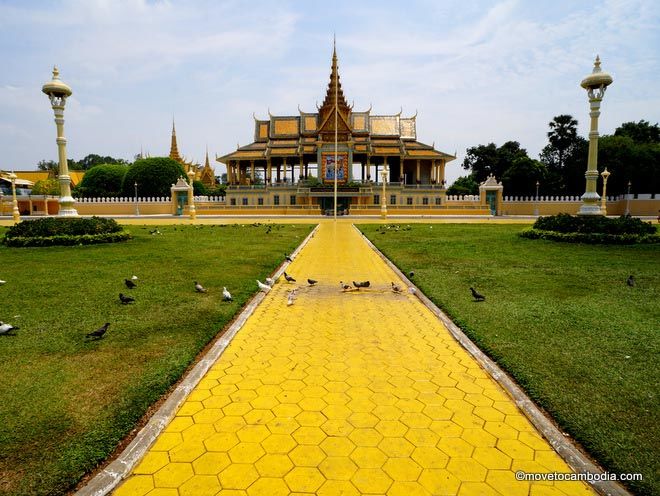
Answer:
[
  {"left": 134, "top": 182, "right": 140, "bottom": 216},
  {"left": 8, "top": 171, "right": 20, "bottom": 223},
  {"left": 42, "top": 67, "right": 77, "bottom": 216},
  {"left": 380, "top": 164, "right": 389, "bottom": 219},
  {"left": 578, "top": 56, "right": 613, "bottom": 215},
  {"left": 600, "top": 168, "right": 610, "bottom": 215}
]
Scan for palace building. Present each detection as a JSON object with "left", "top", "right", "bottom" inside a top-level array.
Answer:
[
  {"left": 217, "top": 46, "right": 455, "bottom": 213},
  {"left": 168, "top": 122, "right": 217, "bottom": 188}
]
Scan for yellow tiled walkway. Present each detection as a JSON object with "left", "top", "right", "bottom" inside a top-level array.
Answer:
[{"left": 114, "top": 222, "right": 594, "bottom": 496}]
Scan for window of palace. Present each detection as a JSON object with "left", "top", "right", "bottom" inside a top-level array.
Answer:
[
  {"left": 373, "top": 194, "right": 380, "bottom": 205},
  {"left": 290, "top": 195, "right": 296, "bottom": 205},
  {"left": 390, "top": 195, "right": 397, "bottom": 205},
  {"left": 258, "top": 197, "right": 264, "bottom": 205},
  {"left": 407, "top": 197, "right": 413, "bottom": 205},
  {"left": 230, "top": 198, "right": 236, "bottom": 206},
  {"left": 435, "top": 197, "right": 442, "bottom": 205},
  {"left": 242, "top": 197, "right": 248, "bottom": 206},
  {"left": 274, "top": 195, "right": 280, "bottom": 205},
  {"left": 422, "top": 197, "right": 429, "bottom": 205}
]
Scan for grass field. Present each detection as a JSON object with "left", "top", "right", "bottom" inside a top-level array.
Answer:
[
  {"left": 360, "top": 223, "right": 659, "bottom": 496},
  {"left": 0, "top": 223, "right": 312, "bottom": 495}
]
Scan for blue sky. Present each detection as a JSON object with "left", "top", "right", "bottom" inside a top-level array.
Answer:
[{"left": 1, "top": 0, "right": 658, "bottom": 186}]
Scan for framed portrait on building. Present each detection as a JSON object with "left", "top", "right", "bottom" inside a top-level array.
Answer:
[{"left": 322, "top": 153, "right": 348, "bottom": 184}]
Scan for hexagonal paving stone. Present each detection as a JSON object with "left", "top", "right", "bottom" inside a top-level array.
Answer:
[
  {"left": 272, "top": 403, "right": 302, "bottom": 418},
  {"left": 255, "top": 453, "right": 294, "bottom": 477},
  {"left": 411, "top": 446, "right": 450, "bottom": 469},
  {"left": 236, "top": 424, "right": 270, "bottom": 443},
  {"left": 114, "top": 475, "right": 153, "bottom": 496},
  {"left": 228, "top": 442, "right": 265, "bottom": 463},
  {"left": 319, "top": 456, "right": 358, "bottom": 480},
  {"left": 203, "top": 432, "right": 239, "bottom": 452},
  {"left": 375, "top": 419, "right": 408, "bottom": 437},
  {"left": 382, "top": 457, "right": 422, "bottom": 481},
  {"left": 192, "top": 452, "right": 231, "bottom": 475},
  {"left": 284, "top": 466, "right": 325, "bottom": 492},
  {"left": 243, "top": 409, "right": 275, "bottom": 425},
  {"left": 321, "top": 418, "right": 354, "bottom": 436},
  {"left": 178, "top": 475, "right": 221, "bottom": 496},
  {"left": 153, "top": 463, "right": 194, "bottom": 488},
  {"left": 289, "top": 444, "right": 326, "bottom": 467},
  {"left": 296, "top": 410, "right": 327, "bottom": 427},
  {"left": 438, "top": 436, "right": 475, "bottom": 458},
  {"left": 266, "top": 417, "right": 300, "bottom": 435},
  {"left": 378, "top": 437, "right": 415, "bottom": 458},
  {"left": 261, "top": 433, "right": 297, "bottom": 454},
  {"left": 497, "top": 438, "right": 535, "bottom": 460},
  {"left": 461, "top": 428, "right": 497, "bottom": 448},
  {"left": 446, "top": 457, "right": 488, "bottom": 481},
  {"left": 473, "top": 446, "right": 513, "bottom": 470},
  {"left": 348, "top": 428, "right": 382, "bottom": 447},
  {"left": 214, "top": 416, "right": 247, "bottom": 433},
  {"left": 320, "top": 436, "right": 356, "bottom": 457},
  {"left": 169, "top": 441, "right": 205, "bottom": 463},
  {"left": 351, "top": 468, "right": 393, "bottom": 494},
  {"left": 218, "top": 463, "right": 259, "bottom": 490},
  {"left": 389, "top": 481, "right": 432, "bottom": 496},
  {"left": 349, "top": 446, "right": 388, "bottom": 468},
  {"left": 348, "top": 411, "right": 379, "bottom": 428},
  {"left": 317, "top": 480, "right": 360, "bottom": 496},
  {"left": 486, "top": 469, "right": 530, "bottom": 496},
  {"left": 292, "top": 426, "right": 326, "bottom": 445},
  {"left": 419, "top": 468, "right": 462, "bottom": 495},
  {"left": 247, "top": 477, "right": 290, "bottom": 496},
  {"left": 133, "top": 451, "right": 169, "bottom": 474},
  {"left": 405, "top": 428, "right": 440, "bottom": 447}
]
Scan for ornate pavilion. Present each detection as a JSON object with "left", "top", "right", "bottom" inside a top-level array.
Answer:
[
  {"left": 168, "top": 122, "right": 217, "bottom": 188},
  {"left": 217, "top": 47, "right": 455, "bottom": 212}
]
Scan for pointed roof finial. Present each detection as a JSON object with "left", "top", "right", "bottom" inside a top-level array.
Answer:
[
  {"left": 204, "top": 145, "right": 210, "bottom": 168},
  {"left": 169, "top": 118, "right": 182, "bottom": 162},
  {"left": 53, "top": 66, "right": 60, "bottom": 79}
]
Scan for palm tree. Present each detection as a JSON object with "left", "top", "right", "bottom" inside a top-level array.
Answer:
[{"left": 547, "top": 114, "right": 578, "bottom": 170}]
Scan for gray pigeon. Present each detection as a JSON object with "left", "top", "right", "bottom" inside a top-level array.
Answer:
[
  {"left": 470, "top": 287, "right": 486, "bottom": 302},
  {"left": 86, "top": 323, "right": 110, "bottom": 339},
  {"left": 0, "top": 322, "right": 19, "bottom": 335},
  {"left": 194, "top": 281, "right": 208, "bottom": 293},
  {"left": 284, "top": 272, "right": 296, "bottom": 283},
  {"left": 119, "top": 293, "right": 135, "bottom": 304},
  {"left": 627, "top": 275, "right": 635, "bottom": 287}
]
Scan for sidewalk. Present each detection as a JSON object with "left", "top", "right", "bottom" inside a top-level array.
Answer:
[{"left": 113, "top": 221, "right": 594, "bottom": 496}]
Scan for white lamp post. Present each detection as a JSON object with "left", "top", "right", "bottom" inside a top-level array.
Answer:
[
  {"left": 534, "top": 180, "right": 540, "bottom": 217},
  {"left": 134, "top": 182, "right": 140, "bottom": 216},
  {"left": 187, "top": 169, "right": 197, "bottom": 220},
  {"left": 600, "top": 168, "right": 610, "bottom": 215},
  {"left": 625, "top": 180, "right": 632, "bottom": 216},
  {"left": 380, "top": 164, "right": 389, "bottom": 219},
  {"left": 578, "top": 56, "right": 613, "bottom": 215},
  {"left": 42, "top": 67, "right": 77, "bottom": 216},
  {"left": 9, "top": 171, "right": 20, "bottom": 223}
]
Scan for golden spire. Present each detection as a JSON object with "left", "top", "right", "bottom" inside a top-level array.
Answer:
[
  {"left": 169, "top": 119, "right": 182, "bottom": 162},
  {"left": 320, "top": 41, "right": 350, "bottom": 116},
  {"left": 204, "top": 145, "right": 210, "bottom": 168}
]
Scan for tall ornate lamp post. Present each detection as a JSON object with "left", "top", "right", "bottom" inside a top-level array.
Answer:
[
  {"left": 134, "top": 182, "right": 140, "bottom": 216},
  {"left": 187, "top": 169, "right": 197, "bottom": 220},
  {"left": 380, "top": 164, "right": 389, "bottom": 219},
  {"left": 8, "top": 171, "right": 20, "bottom": 223},
  {"left": 600, "top": 168, "right": 610, "bottom": 215},
  {"left": 625, "top": 180, "right": 632, "bottom": 215},
  {"left": 42, "top": 67, "right": 77, "bottom": 216},
  {"left": 578, "top": 56, "right": 613, "bottom": 215},
  {"left": 534, "top": 180, "right": 540, "bottom": 216}
]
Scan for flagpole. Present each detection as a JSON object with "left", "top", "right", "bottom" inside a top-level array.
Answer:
[{"left": 333, "top": 39, "right": 338, "bottom": 221}]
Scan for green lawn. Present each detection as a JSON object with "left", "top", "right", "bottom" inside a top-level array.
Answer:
[
  {"left": 0, "top": 223, "right": 312, "bottom": 495},
  {"left": 359, "top": 223, "right": 659, "bottom": 496}
]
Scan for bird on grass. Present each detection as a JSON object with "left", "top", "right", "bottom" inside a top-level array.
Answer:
[
  {"left": 131, "top": 275, "right": 138, "bottom": 281},
  {"left": 265, "top": 277, "right": 275, "bottom": 286},
  {"left": 149, "top": 228, "right": 162, "bottom": 235},
  {"left": 408, "top": 287, "right": 417, "bottom": 295},
  {"left": 409, "top": 271, "right": 415, "bottom": 278},
  {"left": 627, "top": 275, "right": 635, "bottom": 287},
  {"left": 124, "top": 279, "right": 137, "bottom": 289},
  {"left": 284, "top": 272, "right": 296, "bottom": 283},
  {"left": 0, "top": 280, "right": 6, "bottom": 285},
  {"left": 119, "top": 293, "right": 135, "bottom": 304},
  {"left": 0, "top": 322, "right": 19, "bottom": 335},
  {"left": 353, "top": 280, "right": 370, "bottom": 289},
  {"left": 223, "top": 287, "right": 233, "bottom": 301},
  {"left": 257, "top": 280, "right": 271, "bottom": 292},
  {"left": 284, "top": 253, "right": 293, "bottom": 262},
  {"left": 194, "top": 281, "right": 208, "bottom": 293},
  {"left": 391, "top": 282, "right": 402, "bottom": 293},
  {"left": 470, "top": 287, "right": 486, "bottom": 302},
  {"left": 340, "top": 281, "right": 352, "bottom": 291},
  {"left": 307, "top": 278, "right": 318, "bottom": 286},
  {"left": 86, "top": 323, "right": 110, "bottom": 339}
]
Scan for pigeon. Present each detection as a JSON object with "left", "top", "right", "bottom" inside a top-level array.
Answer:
[
  {"left": 150, "top": 228, "right": 162, "bottom": 235},
  {"left": 86, "top": 323, "right": 110, "bottom": 339},
  {"left": 223, "top": 287, "right": 233, "bottom": 301},
  {"left": 470, "top": 287, "right": 486, "bottom": 302},
  {"left": 340, "top": 281, "right": 352, "bottom": 291},
  {"left": 257, "top": 280, "right": 271, "bottom": 292},
  {"left": 119, "top": 293, "right": 135, "bottom": 304},
  {"left": 125, "top": 279, "right": 137, "bottom": 289},
  {"left": 131, "top": 275, "right": 138, "bottom": 281},
  {"left": 194, "top": 281, "right": 208, "bottom": 293},
  {"left": 391, "top": 282, "right": 402, "bottom": 293},
  {"left": 408, "top": 287, "right": 417, "bottom": 295},
  {"left": 285, "top": 253, "right": 293, "bottom": 262},
  {"left": 409, "top": 271, "right": 415, "bottom": 278},
  {"left": 307, "top": 279, "right": 318, "bottom": 286},
  {"left": 0, "top": 280, "right": 6, "bottom": 285},
  {"left": 287, "top": 289, "right": 297, "bottom": 306},
  {"left": 353, "top": 280, "right": 370, "bottom": 289},
  {"left": 0, "top": 322, "right": 19, "bottom": 335},
  {"left": 265, "top": 277, "right": 275, "bottom": 286},
  {"left": 284, "top": 272, "right": 296, "bottom": 283},
  {"left": 627, "top": 275, "right": 635, "bottom": 287}
]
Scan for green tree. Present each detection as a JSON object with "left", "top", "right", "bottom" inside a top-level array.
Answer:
[
  {"left": 614, "top": 120, "right": 659, "bottom": 144},
  {"left": 193, "top": 180, "right": 208, "bottom": 196},
  {"left": 539, "top": 136, "right": 588, "bottom": 195},
  {"left": 77, "top": 154, "right": 129, "bottom": 170},
  {"left": 31, "top": 179, "right": 60, "bottom": 195},
  {"left": 501, "top": 157, "right": 547, "bottom": 196},
  {"left": 121, "top": 157, "right": 186, "bottom": 197},
  {"left": 597, "top": 135, "right": 660, "bottom": 195},
  {"left": 462, "top": 141, "right": 529, "bottom": 183},
  {"left": 446, "top": 175, "right": 479, "bottom": 195},
  {"left": 77, "top": 164, "right": 129, "bottom": 197},
  {"left": 547, "top": 115, "right": 578, "bottom": 171}
]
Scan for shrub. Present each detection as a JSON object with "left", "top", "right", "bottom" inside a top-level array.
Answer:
[
  {"left": 520, "top": 229, "right": 659, "bottom": 244},
  {"left": 533, "top": 213, "right": 656, "bottom": 235},
  {"left": 3, "top": 216, "right": 130, "bottom": 247},
  {"left": 77, "top": 164, "right": 128, "bottom": 197},
  {"left": 193, "top": 180, "right": 208, "bottom": 196},
  {"left": 121, "top": 157, "right": 186, "bottom": 198}
]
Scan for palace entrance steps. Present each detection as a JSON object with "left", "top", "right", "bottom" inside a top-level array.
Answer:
[{"left": 112, "top": 221, "right": 594, "bottom": 496}]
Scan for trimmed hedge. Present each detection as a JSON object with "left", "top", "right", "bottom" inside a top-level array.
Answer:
[
  {"left": 520, "top": 228, "right": 659, "bottom": 244},
  {"left": 3, "top": 217, "right": 131, "bottom": 247},
  {"left": 532, "top": 213, "right": 656, "bottom": 235}
]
